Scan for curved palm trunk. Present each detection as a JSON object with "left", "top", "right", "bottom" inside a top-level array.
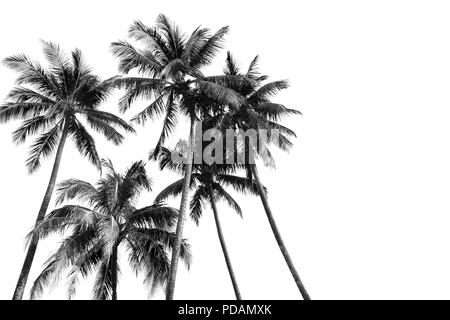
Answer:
[
  {"left": 209, "top": 190, "right": 242, "bottom": 300},
  {"left": 111, "top": 245, "right": 118, "bottom": 300},
  {"left": 250, "top": 164, "right": 310, "bottom": 300},
  {"left": 166, "top": 118, "right": 196, "bottom": 300},
  {"left": 12, "top": 124, "right": 69, "bottom": 300}
]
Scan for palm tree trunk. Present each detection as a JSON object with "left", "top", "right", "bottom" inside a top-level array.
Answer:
[
  {"left": 209, "top": 189, "right": 242, "bottom": 300},
  {"left": 250, "top": 163, "right": 310, "bottom": 300},
  {"left": 166, "top": 118, "right": 196, "bottom": 300},
  {"left": 12, "top": 124, "right": 69, "bottom": 300},
  {"left": 111, "top": 245, "right": 118, "bottom": 300}
]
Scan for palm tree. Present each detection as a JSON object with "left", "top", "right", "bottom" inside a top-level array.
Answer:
[
  {"left": 217, "top": 53, "right": 311, "bottom": 299},
  {"left": 111, "top": 14, "right": 248, "bottom": 299},
  {"left": 0, "top": 42, "right": 135, "bottom": 300},
  {"left": 154, "top": 143, "right": 261, "bottom": 300},
  {"left": 29, "top": 160, "right": 191, "bottom": 300}
]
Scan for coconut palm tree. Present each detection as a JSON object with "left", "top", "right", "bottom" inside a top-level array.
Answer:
[
  {"left": 29, "top": 160, "right": 191, "bottom": 300},
  {"left": 217, "top": 53, "right": 311, "bottom": 300},
  {"left": 111, "top": 14, "right": 248, "bottom": 299},
  {"left": 153, "top": 142, "right": 261, "bottom": 300},
  {"left": 0, "top": 42, "right": 135, "bottom": 300}
]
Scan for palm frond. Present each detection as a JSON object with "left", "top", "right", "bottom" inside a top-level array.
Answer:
[
  {"left": 128, "top": 204, "right": 178, "bottom": 229},
  {"left": 154, "top": 178, "right": 186, "bottom": 204},
  {"left": 200, "top": 74, "right": 255, "bottom": 92},
  {"left": 55, "top": 179, "right": 98, "bottom": 205},
  {"left": 12, "top": 115, "right": 59, "bottom": 144},
  {"left": 0, "top": 102, "right": 51, "bottom": 123},
  {"left": 160, "top": 58, "right": 187, "bottom": 80},
  {"left": 111, "top": 40, "right": 163, "bottom": 75},
  {"left": 130, "top": 92, "right": 167, "bottom": 125},
  {"left": 248, "top": 80, "right": 290, "bottom": 104},
  {"left": 189, "top": 185, "right": 208, "bottom": 224},
  {"left": 125, "top": 239, "right": 169, "bottom": 296},
  {"left": 182, "top": 27, "right": 210, "bottom": 65},
  {"left": 93, "top": 257, "right": 116, "bottom": 300},
  {"left": 152, "top": 92, "right": 177, "bottom": 158},
  {"left": 212, "top": 183, "right": 242, "bottom": 217},
  {"left": 253, "top": 102, "right": 301, "bottom": 121},
  {"left": 80, "top": 110, "right": 135, "bottom": 134},
  {"left": 266, "top": 120, "right": 297, "bottom": 137},
  {"left": 118, "top": 160, "right": 152, "bottom": 204},
  {"left": 100, "top": 158, "right": 116, "bottom": 176},
  {"left": 2, "top": 54, "right": 60, "bottom": 97},
  {"left": 40, "top": 40, "right": 71, "bottom": 96},
  {"left": 224, "top": 51, "right": 240, "bottom": 75},
  {"left": 6, "top": 86, "right": 55, "bottom": 104},
  {"left": 128, "top": 228, "right": 191, "bottom": 268},
  {"left": 68, "top": 118, "right": 101, "bottom": 171},
  {"left": 128, "top": 19, "right": 171, "bottom": 64},
  {"left": 267, "top": 130, "right": 294, "bottom": 152},
  {"left": 66, "top": 243, "right": 103, "bottom": 299},
  {"left": 98, "top": 216, "right": 120, "bottom": 256},
  {"left": 116, "top": 79, "right": 164, "bottom": 113},
  {"left": 216, "top": 173, "right": 260, "bottom": 195},
  {"left": 197, "top": 81, "right": 244, "bottom": 108},
  {"left": 85, "top": 116, "right": 124, "bottom": 145},
  {"left": 30, "top": 259, "right": 59, "bottom": 300},
  {"left": 156, "top": 14, "right": 185, "bottom": 59},
  {"left": 71, "top": 48, "right": 92, "bottom": 88},
  {"left": 28, "top": 205, "right": 99, "bottom": 246},
  {"left": 246, "top": 55, "right": 261, "bottom": 79},
  {"left": 189, "top": 26, "right": 229, "bottom": 68},
  {"left": 30, "top": 227, "right": 97, "bottom": 299},
  {"left": 25, "top": 124, "right": 61, "bottom": 173}
]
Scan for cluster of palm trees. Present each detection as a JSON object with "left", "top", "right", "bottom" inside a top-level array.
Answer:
[{"left": 1, "top": 14, "right": 309, "bottom": 300}]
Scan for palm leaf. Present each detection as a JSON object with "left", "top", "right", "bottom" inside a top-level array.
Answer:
[
  {"left": 68, "top": 119, "right": 101, "bottom": 171},
  {"left": 111, "top": 40, "right": 163, "bottom": 75},
  {"left": 55, "top": 179, "right": 98, "bottom": 205},
  {"left": 189, "top": 185, "right": 208, "bottom": 224},
  {"left": 0, "top": 102, "right": 51, "bottom": 123},
  {"left": 12, "top": 114, "right": 59, "bottom": 144},
  {"left": 189, "top": 26, "right": 229, "bottom": 68},
  {"left": 212, "top": 183, "right": 242, "bottom": 217},
  {"left": 93, "top": 257, "right": 116, "bottom": 300},
  {"left": 26, "top": 124, "right": 61, "bottom": 173},
  {"left": 130, "top": 92, "right": 167, "bottom": 125},
  {"left": 216, "top": 173, "right": 260, "bottom": 195}
]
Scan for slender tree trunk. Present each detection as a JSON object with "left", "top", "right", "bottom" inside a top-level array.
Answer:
[
  {"left": 166, "top": 118, "right": 196, "bottom": 300},
  {"left": 111, "top": 245, "right": 118, "bottom": 300},
  {"left": 12, "top": 124, "right": 69, "bottom": 300},
  {"left": 250, "top": 164, "right": 310, "bottom": 300},
  {"left": 209, "top": 190, "right": 242, "bottom": 300}
]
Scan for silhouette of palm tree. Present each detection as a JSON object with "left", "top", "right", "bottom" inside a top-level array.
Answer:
[
  {"left": 29, "top": 160, "right": 190, "bottom": 300},
  {"left": 1, "top": 42, "right": 135, "bottom": 300}
]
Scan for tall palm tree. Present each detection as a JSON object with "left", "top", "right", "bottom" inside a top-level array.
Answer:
[
  {"left": 29, "top": 160, "right": 191, "bottom": 300},
  {"left": 217, "top": 53, "right": 311, "bottom": 299},
  {"left": 0, "top": 42, "right": 135, "bottom": 300},
  {"left": 111, "top": 14, "right": 247, "bottom": 299},
  {"left": 154, "top": 144, "right": 261, "bottom": 300}
]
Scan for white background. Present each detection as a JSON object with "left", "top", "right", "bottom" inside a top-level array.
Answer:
[{"left": 1, "top": 0, "right": 450, "bottom": 300}]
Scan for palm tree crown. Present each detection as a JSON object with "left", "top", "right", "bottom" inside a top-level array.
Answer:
[
  {"left": 155, "top": 145, "right": 260, "bottom": 224},
  {"left": 1, "top": 41, "right": 135, "bottom": 173},
  {"left": 111, "top": 14, "right": 247, "bottom": 156},
  {"left": 29, "top": 160, "right": 191, "bottom": 300},
  {"left": 218, "top": 52, "right": 301, "bottom": 165}
]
